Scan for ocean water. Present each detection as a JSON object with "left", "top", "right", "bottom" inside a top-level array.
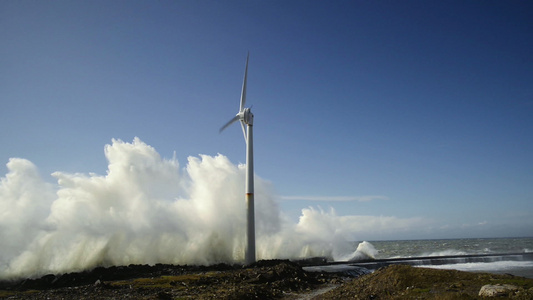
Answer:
[
  {"left": 368, "top": 237, "right": 533, "bottom": 259},
  {"left": 363, "top": 237, "right": 533, "bottom": 278}
]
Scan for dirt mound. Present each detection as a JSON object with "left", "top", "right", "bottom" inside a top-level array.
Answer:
[
  {"left": 0, "top": 263, "right": 239, "bottom": 292},
  {"left": 317, "top": 264, "right": 533, "bottom": 299},
  {"left": 6, "top": 263, "right": 533, "bottom": 299},
  {"left": 0, "top": 260, "right": 338, "bottom": 299}
]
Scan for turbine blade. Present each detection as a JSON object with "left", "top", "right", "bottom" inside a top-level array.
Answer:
[
  {"left": 219, "top": 115, "right": 240, "bottom": 133},
  {"left": 240, "top": 120, "right": 247, "bottom": 141},
  {"left": 239, "top": 52, "right": 249, "bottom": 112}
]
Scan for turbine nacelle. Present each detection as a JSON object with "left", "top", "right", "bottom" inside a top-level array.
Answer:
[
  {"left": 219, "top": 107, "right": 253, "bottom": 139},
  {"left": 238, "top": 108, "right": 253, "bottom": 126}
]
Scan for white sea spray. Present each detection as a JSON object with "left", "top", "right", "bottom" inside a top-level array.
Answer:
[{"left": 0, "top": 138, "right": 372, "bottom": 279}]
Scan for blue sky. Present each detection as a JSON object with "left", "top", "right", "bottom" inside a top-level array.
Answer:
[{"left": 1, "top": 0, "right": 532, "bottom": 240}]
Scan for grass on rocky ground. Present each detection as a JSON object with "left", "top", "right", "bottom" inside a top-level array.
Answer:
[
  {"left": 0, "top": 260, "right": 333, "bottom": 299},
  {"left": 316, "top": 264, "right": 533, "bottom": 299},
  {"left": 3, "top": 263, "right": 533, "bottom": 299}
]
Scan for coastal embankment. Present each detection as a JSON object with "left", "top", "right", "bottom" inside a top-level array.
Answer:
[{"left": 2, "top": 259, "right": 533, "bottom": 299}]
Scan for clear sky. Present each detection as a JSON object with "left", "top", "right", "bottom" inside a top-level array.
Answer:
[{"left": 1, "top": 0, "right": 532, "bottom": 241}]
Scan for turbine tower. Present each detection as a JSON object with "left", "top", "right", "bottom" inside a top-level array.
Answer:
[{"left": 219, "top": 53, "right": 255, "bottom": 265}]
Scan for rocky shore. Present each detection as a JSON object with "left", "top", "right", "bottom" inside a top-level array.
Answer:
[{"left": 1, "top": 260, "right": 533, "bottom": 299}]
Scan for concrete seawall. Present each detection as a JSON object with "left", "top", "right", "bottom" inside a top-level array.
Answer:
[{"left": 303, "top": 253, "right": 533, "bottom": 278}]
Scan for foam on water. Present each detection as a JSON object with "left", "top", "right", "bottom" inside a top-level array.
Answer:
[
  {"left": 368, "top": 238, "right": 533, "bottom": 278},
  {"left": 417, "top": 261, "right": 533, "bottom": 279},
  {"left": 0, "top": 138, "right": 370, "bottom": 279},
  {"left": 421, "top": 249, "right": 469, "bottom": 257},
  {"left": 344, "top": 241, "right": 378, "bottom": 261}
]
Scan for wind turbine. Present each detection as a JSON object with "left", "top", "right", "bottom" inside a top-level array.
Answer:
[{"left": 219, "top": 53, "right": 255, "bottom": 265}]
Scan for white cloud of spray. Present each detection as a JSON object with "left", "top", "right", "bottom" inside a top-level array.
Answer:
[{"left": 1, "top": 138, "right": 386, "bottom": 279}]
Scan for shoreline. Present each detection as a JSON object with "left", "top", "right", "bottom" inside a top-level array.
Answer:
[{"left": 2, "top": 260, "right": 533, "bottom": 299}]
